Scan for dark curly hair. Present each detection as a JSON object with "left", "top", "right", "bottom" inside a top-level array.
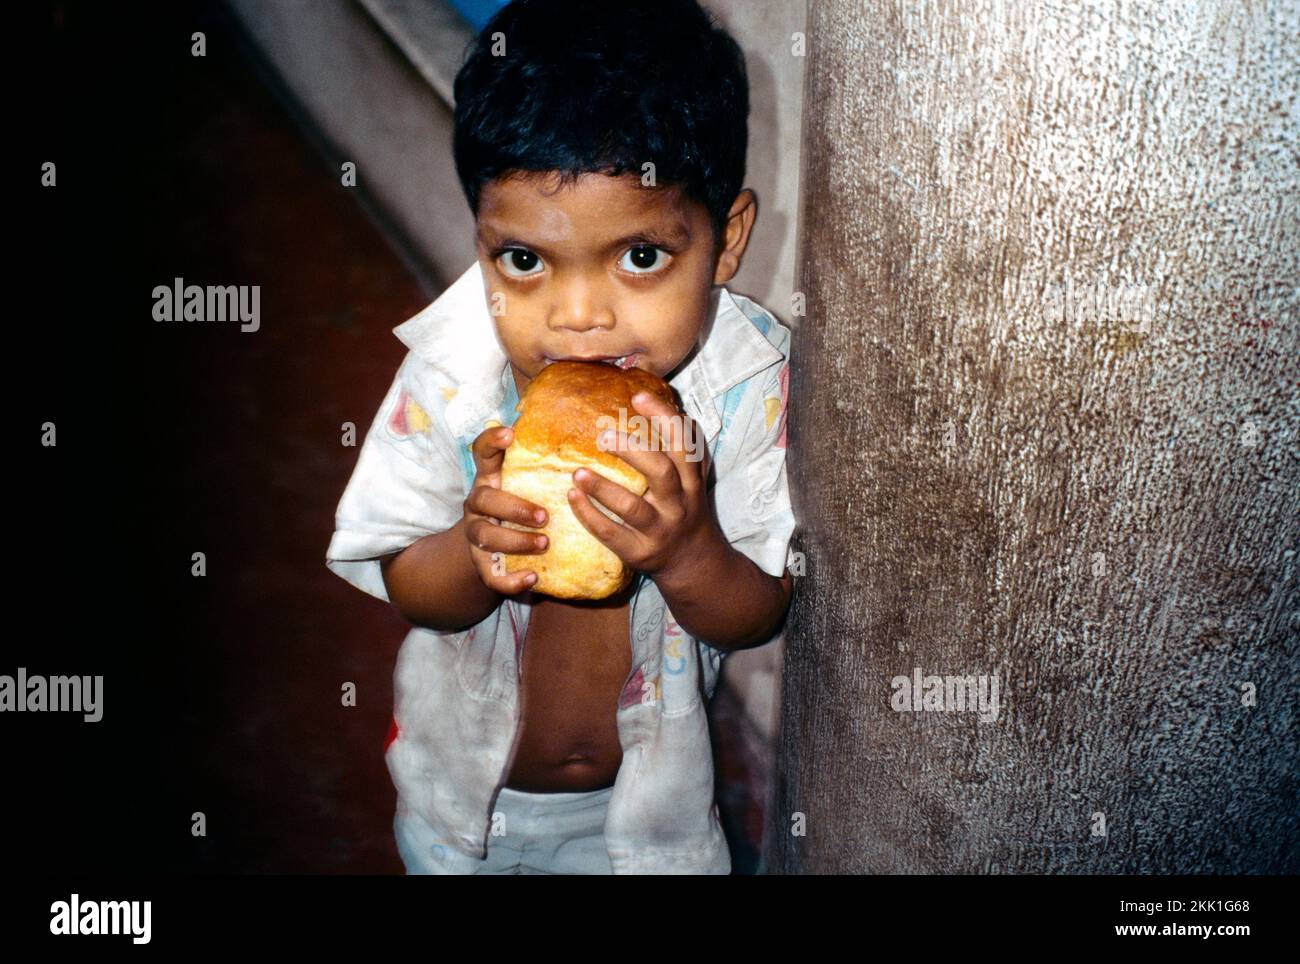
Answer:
[{"left": 452, "top": 0, "right": 749, "bottom": 248}]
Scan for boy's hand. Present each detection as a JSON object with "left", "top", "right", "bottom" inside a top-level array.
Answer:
[
  {"left": 463, "top": 425, "right": 548, "bottom": 595},
  {"left": 567, "top": 391, "right": 723, "bottom": 581}
]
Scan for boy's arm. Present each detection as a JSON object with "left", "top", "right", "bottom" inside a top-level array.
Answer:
[
  {"left": 655, "top": 530, "right": 794, "bottom": 651},
  {"left": 379, "top": 517, "right": 502, "bottom": 632},
  {"left": 658, "top": 338, "right": 796, "bottom": 652},
  {"left": 326, "top": 353, "right": 485, "bottom": 618}
]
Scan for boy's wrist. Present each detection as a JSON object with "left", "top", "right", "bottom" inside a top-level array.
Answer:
[{"left": 651, "top": 522, "right": 730, "bottom": 597}]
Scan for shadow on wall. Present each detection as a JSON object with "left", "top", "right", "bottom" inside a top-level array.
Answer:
[{"left": 733, "top": 47, "right": 790, "bottom": 312}]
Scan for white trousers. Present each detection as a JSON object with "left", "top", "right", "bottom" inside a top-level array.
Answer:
[{"left": 395, "top": 784, "right": 616, "bottom": 874}]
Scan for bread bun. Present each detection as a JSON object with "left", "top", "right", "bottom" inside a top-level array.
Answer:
[{"left": 499, "top": 360, "right": 678, "bottom": 599}]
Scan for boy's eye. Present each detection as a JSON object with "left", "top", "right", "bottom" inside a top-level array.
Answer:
[
  {"left": 498, "top": 248, "right": 543, "bottom": 277},
  {"left": 495, "top": 245, "right": 670, "bottom": 277},
  {"left": 619, "top": 245, "right": 671, "bottom": 274}
]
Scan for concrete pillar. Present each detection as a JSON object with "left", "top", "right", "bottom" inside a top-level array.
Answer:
[{"left": 769, "top": 0, "right": 1298, "bottom": 873}]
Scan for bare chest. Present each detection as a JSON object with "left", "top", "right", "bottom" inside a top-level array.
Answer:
[{"left": 504, "top": 588, "right": 635, "bottom": 791}]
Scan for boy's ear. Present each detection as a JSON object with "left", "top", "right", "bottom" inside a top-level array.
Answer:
[{"left": 712, "top": 189, "right": 757, "bottom": 286}]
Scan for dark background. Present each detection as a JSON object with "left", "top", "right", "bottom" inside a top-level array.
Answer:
[{"left": 18, "top": 0, "right": 415, "bottom": 873}]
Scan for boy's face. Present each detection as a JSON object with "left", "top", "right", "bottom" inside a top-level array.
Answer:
[{"left": 474, "top": 171, "right": 749, "bottom": 397}]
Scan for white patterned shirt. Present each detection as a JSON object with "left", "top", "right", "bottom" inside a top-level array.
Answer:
[{"left": 326, "top": 260, "right": 794, "bottom": 873}]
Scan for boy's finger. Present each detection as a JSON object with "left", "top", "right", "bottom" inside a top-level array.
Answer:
[
  {"left": 471, "top": 426, "right": 514, "bottom": 470},
  {"left": 468, "top": 519, "right": 549, "bottom": 555},
  {"left": 573, "top": 466, "right": 655, "bottom": 529},
  {"left": 500, "top": 569, "right": 539, "bottom": 594},
  {"left": 468, "top": 486, "right": 548, "bottom": 527},
  {"left": 567, "top": 484, "right": 632, "bottom": 555},
  {"left": 596, "top": 430, "right": 682, "bottom": 498}
]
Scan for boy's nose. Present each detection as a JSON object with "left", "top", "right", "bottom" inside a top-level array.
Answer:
[{"left": 549, "top": 279, "right": 614, "bottom": 332}]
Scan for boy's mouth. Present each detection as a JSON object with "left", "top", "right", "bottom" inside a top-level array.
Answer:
[{"left": 544, "top": 352, "right": 643, "bottom": 370}]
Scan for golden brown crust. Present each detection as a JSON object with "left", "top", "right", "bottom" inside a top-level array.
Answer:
[
  {"left": 499, "top": 361, "right": 679, "bottom": 600},
  {"left": 509, "top": 361, "right": 678, "bottom": 473}
]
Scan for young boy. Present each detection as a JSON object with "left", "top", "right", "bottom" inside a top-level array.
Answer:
[{"left": 326, "top": 0, "right": 795, "bottom": 874}]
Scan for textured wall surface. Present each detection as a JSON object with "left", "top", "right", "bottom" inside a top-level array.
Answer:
[{"left": 769, "top": 0, "right": 1298, "bottom": 873}]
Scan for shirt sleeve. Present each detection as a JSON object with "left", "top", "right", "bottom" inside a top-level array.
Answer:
[
  {"left": 325, "top": 352, "right": 468, "bottom": 603},
  {"left": 711, "top": 325, "right": 795, "bottom": 580}
]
